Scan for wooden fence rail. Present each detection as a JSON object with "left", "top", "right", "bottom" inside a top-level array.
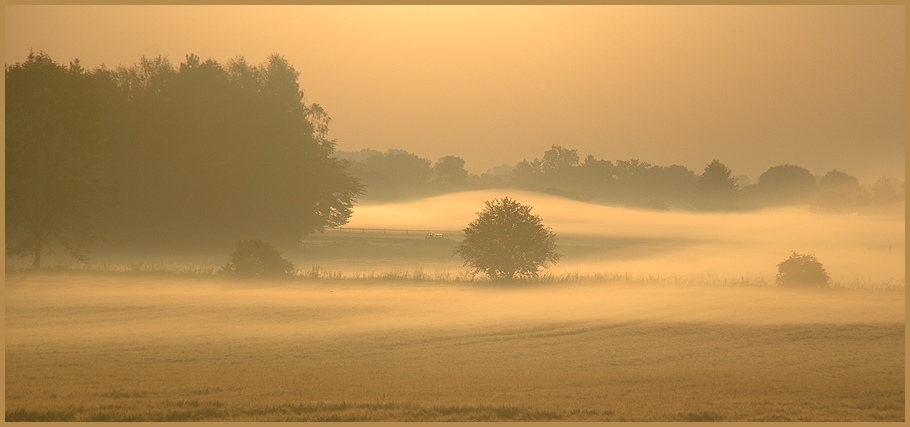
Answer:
[{"left": 324, "top": 227, "right": 464, "bottom": 238}]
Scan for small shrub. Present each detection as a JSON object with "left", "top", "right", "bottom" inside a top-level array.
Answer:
[
  {"left": 776, "top": 251, "right": 830, "bottom": 288},
  {"left": 222, "top": 239, "right": 295, "bottom": 279}
]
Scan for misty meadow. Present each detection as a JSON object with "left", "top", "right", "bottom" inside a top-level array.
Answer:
[{"left": 5, "top": 5, "right": 906, "bottom": 422}]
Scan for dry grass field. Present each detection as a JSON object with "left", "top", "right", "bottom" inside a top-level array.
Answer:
[
  {"left": 6, "top": 271, "right": 904, "bottom": 422},
  {"left": 6, "top": 192, "right": 904, "bottom": 421}
]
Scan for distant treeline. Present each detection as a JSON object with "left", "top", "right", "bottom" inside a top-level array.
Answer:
[
  {"left": 5, "top": 51, "right": 904, "bottom": 267},
  {"left": 338, "top": 145, "right": 904, "bottom": 212}
]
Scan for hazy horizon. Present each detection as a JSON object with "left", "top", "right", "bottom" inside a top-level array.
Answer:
[
  {"left": 5, "top": 5, "right": 905, "bottom": 422},
  {"left": 5, "top": 5, "right": 904, "bottom": 181}
]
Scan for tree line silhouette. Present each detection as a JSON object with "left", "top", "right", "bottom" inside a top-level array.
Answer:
[
  {"left": 7, "top": 51, "right": 361, "bottom": 266},
  {"left": 340, "top": 144, "right": 903, "bottom": 212},
  {"left": 6, "top": 51, "right": 904, "bottom": 267}
]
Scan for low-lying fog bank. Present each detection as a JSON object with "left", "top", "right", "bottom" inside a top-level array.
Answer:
[
  {"left": 6, "top": 273, "right": 903, "bottom": 348},
  {"left": 344, "top": 190, "right": 904, "bottom": 285},
  {"left": 8, "top": 190, "right": 901, "bottom": 289}
]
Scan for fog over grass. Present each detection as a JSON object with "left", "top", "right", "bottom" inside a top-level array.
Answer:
[
  {"left": 344, "top": 190, "right": 904, "bottom": 284},
  {"left": 7, "top": 271, "right": 902, "bottom": 353},
  {"left": 6, "top": 190, "right": 903, "bottom": 422}
]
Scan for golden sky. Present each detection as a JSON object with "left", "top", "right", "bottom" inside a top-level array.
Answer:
[{"left": 5, "top": 5, "right": 905, "bottom": 181}]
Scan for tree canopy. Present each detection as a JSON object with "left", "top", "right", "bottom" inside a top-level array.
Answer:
[
  {"left": 433, "top": 155, "right": 469, "bottom": 188},
  {"left": 454, "top": 197, "right": 560, "bottom": 281},
  {"left": 692, "top": 159, "right": 739, "bottom": 210},
  {"left": 739, "top": 164, "right": 818, "bottom": 208},
  {"left": 811, "top": 170, "right": 869, "bottom": 213},
  {"left": 6, "top": 51, "right": 363, "bottom": 263},
  {"left": 6, "top": 50, "right": 900, "bottom": 270},
  {"left": 6, "top": 51, "right": 115, "bottom": 267},
  {"left": 98, "top": 53, "right": 362, "bottom": 253},
  {"left": 757, "top": 165, "right": 817, "bottom": 202},
  {"left": 512, "top": 146, "right": 699, "bottom": 208}
]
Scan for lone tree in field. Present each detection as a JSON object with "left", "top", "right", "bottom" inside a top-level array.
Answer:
[
  {"left": 776, "top": 251, "right": 830, "bottom": 288},
  {"left": 222, "top": 239, "right": 296, "bottom": 279},
  {"left": 454, "top": 197, "right": 560, "bottom": 281}
]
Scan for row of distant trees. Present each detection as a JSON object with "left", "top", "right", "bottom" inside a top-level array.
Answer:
[
  {"left": 335, "top": 149, "right": 472, "bottom": 199},
  {"left": 6, "top": 51, "right": 903, "bottom": 269},
  {"left": 340, "top": 145, "right": 904, "bottom": 212}
]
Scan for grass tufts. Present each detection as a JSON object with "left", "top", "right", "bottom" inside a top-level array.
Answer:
[
  {"left": 98, "top": 389, "right": 150, "bottom": 398},
  {"left": 517, "top": 408, "right": 564, "bottom": 421},
  {"left": 680, "top": 410, "right": 727, "bottom": 421},
  {"left": 6, "top": 261, "right": 903, "bottom": 290},
  {"left": 83, "top": 411, "right": 147, "bottom": 422},
  {"left": 6, "top": 408, "right": 77, "bottom": 422}
]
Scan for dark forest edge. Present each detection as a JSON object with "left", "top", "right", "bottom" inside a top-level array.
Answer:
[
  {"left": 6, "top": 51, "right": 362, "bottom": 267},
  {"left": 5, "top": 51, "right": 905, "bottom": 269}
]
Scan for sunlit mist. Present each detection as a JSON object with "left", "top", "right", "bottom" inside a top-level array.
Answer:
[
  {"left": 5, "top": 4, "right": 904, "bottom": 423},
  {"left": 5, "top": 5, "right": 904, "bottom": 179}
]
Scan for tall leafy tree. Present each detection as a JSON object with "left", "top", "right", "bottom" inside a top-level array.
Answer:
[
  {"left": 350, "top": 149, "right": 432, "bottom": 199},
  {"left": 6, "top": 51, "right": 114, "bottom": 267},
  {"left": 811, "top": 169, "right": 869, "bottom": 213},
  {"left": 870, "top": 176, "right": 903, "bottom": 205},
  {"left": 753, "top": 164, "right": 817, "bottom": 205},
  {"left": 433, "top": 155, "right": 469, "bottom": 188},
  {"left": 693, "top": 159, "right": 739, "bottom": 210},
  {"left": 512, "top": 158, "right": 544, "bottom": 190},
  {"left": 539, "top": 144, "right": 579, "bottom": 175},
  {"left": 364, "top": 149, "right": 432, "bottom": 187},
  {"left": 98, "top": 53, "right": 362, "bottom": 253},
  {"left": 513, "top": 145, "right": 585, "bottom": 199},
  {"left": 577, "top": 155, "right": 614, "bottom": 200}
]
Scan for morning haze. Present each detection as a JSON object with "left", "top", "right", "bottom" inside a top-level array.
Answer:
[
  {"left": 5, "top": 5, "right": 904, "bottom": 180},
  {"left": 5, "top": 5, "right": 905, "bottom": 422}
]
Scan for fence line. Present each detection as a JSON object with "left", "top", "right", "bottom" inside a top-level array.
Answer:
[{"left": 324, "top": 227, "right": 464, "bottom": 237}]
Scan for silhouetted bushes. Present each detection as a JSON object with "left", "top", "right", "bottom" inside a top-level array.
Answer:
[
  {"left": 222, "top": 239, "right": 295, "bottom": 279},
  {"left": 776, "top": 252, "right": 830, "bottom": 288},
  {"left": 342, "top": 144, "right": 903, "bottom": 215}
]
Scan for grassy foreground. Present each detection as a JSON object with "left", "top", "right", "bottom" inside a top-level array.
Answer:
[{"left": 6, "top": 272, "right": 904, "bottom": 421}]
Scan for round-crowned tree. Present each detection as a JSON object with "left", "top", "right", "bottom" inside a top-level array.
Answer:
[
  {"left": 222, "top": 239, "right": 296, "bottom": 279},
  {"left": 775, "top": 251, "right": 830, "bottom": 288},
  {"left": 454, "top": 197, "right": 560, "bottom": 281}
]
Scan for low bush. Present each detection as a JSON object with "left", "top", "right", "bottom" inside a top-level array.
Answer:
[
  {"left": 776, "top": 251, "right": 830, "bottom": 288},
  {"left": 221, "top": 239, "right": 295, "bottom": 279}
]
